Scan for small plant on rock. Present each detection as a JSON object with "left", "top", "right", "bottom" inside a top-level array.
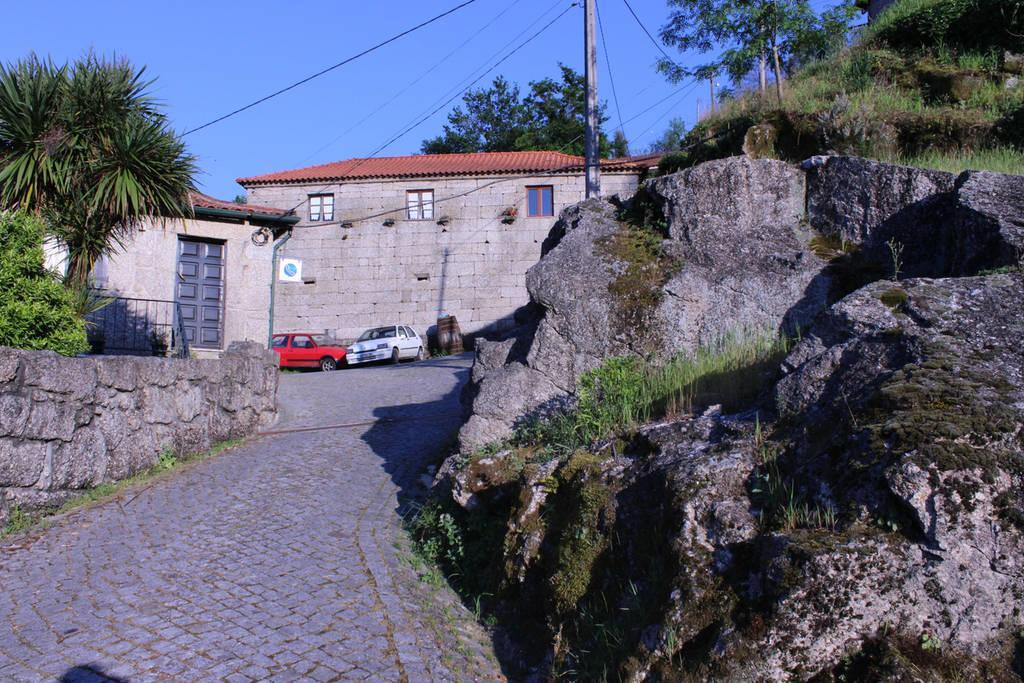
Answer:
[{"left": 887, "top": 237, "right": 905, "bottom": 281}]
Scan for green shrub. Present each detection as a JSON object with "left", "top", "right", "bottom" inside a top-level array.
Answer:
[{"left": 0, "top": 212, "right": 87, "bottom": 356}]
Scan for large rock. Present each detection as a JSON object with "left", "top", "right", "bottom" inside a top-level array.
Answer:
[
  {"left": 806, "top": 156, "right": 1024, "bottom": 278},
  {"left": 650, "top": 157, "right": 828, "bottom": 353},
  {"left": 459, "top": 158, "right": 832, "bottom": 451},
  {"left": 952, "top": 170, "right": 1024, "bottom": 274},
  {"left": 806, "top": 155, "right": 958, "bottom": 276},
  {"left": 444, "top": 275, "right": 1024, "bottom": 680}
]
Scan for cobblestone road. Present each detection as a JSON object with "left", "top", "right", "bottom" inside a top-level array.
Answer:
[{"left": 0, "top": 354, "right": 503, "bottom": 682}]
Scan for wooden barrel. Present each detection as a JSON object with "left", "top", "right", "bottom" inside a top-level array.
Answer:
[{"left": 436, "top": 315, "right": 463, "bottom": 354}]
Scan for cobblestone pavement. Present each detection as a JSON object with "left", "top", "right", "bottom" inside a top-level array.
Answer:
[{"left": 0, "top": 354, "right": 504, "bottom": 682}]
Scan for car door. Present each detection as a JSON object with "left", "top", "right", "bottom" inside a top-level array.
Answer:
[
  {"left": 290, "top": 335, "right": 319, "bottom": 365},
  {"left": 401, "top": 326, "right": 420, "bottom": 356},
  {"left": 272, "top": 334, "right": 292, "bottom": 366},
  {"left": 396, "top": 326, "right": 412, "bottom": 358}
]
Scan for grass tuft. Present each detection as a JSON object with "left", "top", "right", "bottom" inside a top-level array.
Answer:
[{"left": 516, "top": 328, "right": 791, "bottom": 459}]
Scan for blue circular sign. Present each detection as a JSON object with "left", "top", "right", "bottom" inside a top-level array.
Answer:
[{"left": 283, "top": 263, "right": 298, "bottom": 277}]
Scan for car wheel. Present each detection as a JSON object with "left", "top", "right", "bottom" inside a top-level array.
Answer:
[
  {"left": 320, "top": 356, "right": 338, "bottom": 372},
  {"left": 415, "top": 346, "right": 425, "bottom": 361},
  {"left": 391, "top": 347, "right": 401, "bottom": 364}
]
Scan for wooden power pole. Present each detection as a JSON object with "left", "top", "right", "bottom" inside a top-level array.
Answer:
[{"left": 584, "top": 0, "right": 601, "bottom": 199}]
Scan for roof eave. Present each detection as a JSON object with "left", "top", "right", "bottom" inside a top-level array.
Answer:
[{"left": 193, "top": 205, "right": 299, "bottom": 226}]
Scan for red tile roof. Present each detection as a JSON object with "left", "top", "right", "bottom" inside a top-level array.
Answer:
[
  {"left": 236, "top": 151, "right": 659, "bottom": 186},
  {"left": 189, "top": 191, "right": 293, "bottom": 218}
]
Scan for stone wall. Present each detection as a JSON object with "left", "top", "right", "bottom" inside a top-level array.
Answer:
[
  {"left": 247, "top": 172, "right": 641, "bottom": 340},
  {"left": 0, "top": 342, "right": 278, "bottom": 524}
]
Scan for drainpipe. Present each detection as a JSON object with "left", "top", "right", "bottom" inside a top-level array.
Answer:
[{"left": 268, "top": 230, "right": 293, "bottom": 348}]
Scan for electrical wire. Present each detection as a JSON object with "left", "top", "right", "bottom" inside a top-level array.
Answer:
[
  {"left": 267, "top": 1, "right": 578, "bottom": 220},
  {"left": 628, "top": 79, "right": 700, "bottom": 141},
  {"left": 296, "top": 0, "right": 529, "bottom": 165},
  {"left": 182, "top": 0, "right": 478, "bottom": 136},
  {"left": 620, "top": 0, "right": 676, "bottom": 63},
  {"left": 361, "top": 3, "right": 577, "bottom": 162},
  {"left": 595, "top": 0, "right": 628, "bottom": 151},
  {"left": 295, "top": 78, "right": 701, "bottom": 230}
]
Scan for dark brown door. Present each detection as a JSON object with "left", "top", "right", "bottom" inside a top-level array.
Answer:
[{"left": 176, "top": 238, "right": 225, "bottom": 349}]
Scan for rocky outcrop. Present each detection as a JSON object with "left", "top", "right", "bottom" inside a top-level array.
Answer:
[
  {"left": 0, "top": 342, "right": 278, "bottom": 524},
  {"left": 436, "top": 153, "right": 1024, "bottom": 680},
  {"left": 439, "top": 274, "right": 1024, "bottom": 680},
  {"left": 806, "top": 156, "right": 1024, "bottom": 278},
  {"left": 460, "top": 157, "right": 831, "bottom": 451},
  {"left": 460, "top": 156, "right": 1024, "bottom": 454}
]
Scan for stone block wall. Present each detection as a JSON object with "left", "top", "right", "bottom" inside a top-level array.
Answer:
[
  {"left": 0, "top": 342, "right": 278, "bottom": 524},
  {"left": 247, "top": 172, "right": 640, "bottom": 340}
]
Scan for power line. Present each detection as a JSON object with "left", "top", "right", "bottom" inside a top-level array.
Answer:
[
  {"left": 595, "top": 0, "right": 628, "bottom": 149},
  {"left": 629, "top": 80, "right": 700, "bottom": 141},
  {"left": 620, "top": 0, "right": 676, "bottom": 64},
  {"left": 182, "top": 0, "right": 479, "bottom": 136},
  {"left": 271, "top": 1, "right": 578, "bottom": 219},
  {"left": 360, "top": 0, "right": 571, "bottom": 158},
  {"left": 296, "top": 0, "right": 529, "bottom": 165},
  {"left": 301, "top": 79, "right": 699, "bottom": 230}
]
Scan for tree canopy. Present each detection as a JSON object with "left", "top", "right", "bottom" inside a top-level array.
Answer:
[
  {"left": 658, "top": 0, "right": 854, "bottom": 103},
  {"left": 422, "top": 65, "right": 615, "bottom": 157},
  {"left": 0, "top": 53, "right": 196, "bottom": 283},
  {"left": 648, "top": 117, "right": 689, "bottom": 153}
]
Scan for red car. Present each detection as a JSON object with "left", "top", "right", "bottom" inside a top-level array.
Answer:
[{"left": 272, "top": 333, "right": 348, "bottom": 371}]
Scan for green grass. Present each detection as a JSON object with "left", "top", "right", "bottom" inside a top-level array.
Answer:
[
  {"left": 1, "top": 438, "right": 245, "bottom": 538},
  {"left": 667, "top": 0, "right": 1024, "bottom": 175},
  {"left": 893, "top": 146, "right": 1024, "bottom": 175},
  {"left": 515, "top": 328, "right": 792, "bottom": 458}
]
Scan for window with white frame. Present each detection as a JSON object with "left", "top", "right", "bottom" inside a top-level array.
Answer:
[
  {"left": 309, "top": 194, "right": 334, "bottom": 222},
  {"left": 406, "top": 189, "right": 434, "bottom": 220}
]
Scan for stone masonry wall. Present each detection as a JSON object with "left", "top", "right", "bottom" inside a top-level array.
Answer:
[
  {"left": 247, "top": 172, "right": 640, "bottom": 340},
  {"left": 0, "top": 342, "right": 278, "bottom": 524}
]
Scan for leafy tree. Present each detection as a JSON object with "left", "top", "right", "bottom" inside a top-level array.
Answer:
[
  {"left": 658, "top": 0, "right": 853, "bottom": 104},
  {"left": 421, "top": 65, "right": 610, "bottom": 156},
  {"left": 610, "top": 129, "right": 630, "bottom": 157},
  {"left": 422, "top": 76, "right": 529, "bottom": 154},
  {"left": 0, "top": 54, "right": 196, "bottom": 284},
  {"left": 0, "top": 211, "right": 88, "bottom": 356},
  {"left": 648, "top": 117, "right": 689, "bottom": 152}
]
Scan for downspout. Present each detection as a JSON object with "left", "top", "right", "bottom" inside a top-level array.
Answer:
[{"left": 268, "top": 230, "right": 293, "bottom": 348}]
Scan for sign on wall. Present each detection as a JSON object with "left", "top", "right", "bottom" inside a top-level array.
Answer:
[{"left": 279, "top": 258, "right": 303, "bottom": 282}]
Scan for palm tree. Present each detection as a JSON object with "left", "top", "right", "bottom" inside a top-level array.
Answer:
[{"left": 0, "top": 53, "right": 196, "bottom": 284}]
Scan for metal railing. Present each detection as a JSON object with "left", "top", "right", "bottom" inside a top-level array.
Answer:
[{"left": 86, "top": 296, "right": 190, "bottom": 358}]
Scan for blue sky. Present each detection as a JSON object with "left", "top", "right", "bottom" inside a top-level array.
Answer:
[{"left": 5, "top": 1, "right": 827, "bottom": 199}]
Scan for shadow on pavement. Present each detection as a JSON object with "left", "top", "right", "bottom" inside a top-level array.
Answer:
[
  {"left": 359, "top": 355, "right": 471, "bottom": 511},
  {"left": 59, "top": 664, "right": 127, "bottom": 683}
]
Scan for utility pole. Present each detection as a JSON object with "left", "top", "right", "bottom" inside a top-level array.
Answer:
[
  {"left": 584, "top": 0, "right": 600, "bottom": 199},
  {"left": 709, "top": 78, "right": 716, "bottom": 114}
]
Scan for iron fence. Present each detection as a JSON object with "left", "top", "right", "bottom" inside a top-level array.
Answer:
[{"left": 86, "top": 296, "right": 190, "bottom": 358}]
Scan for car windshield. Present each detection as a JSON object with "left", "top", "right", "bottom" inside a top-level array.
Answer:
[
  {"left": 357, "top": 326, "right": 396, "bottom": 342},
  {"left": 271, "top": 336, "right": 288, "bottom": 348},
  {"left": 312, "top": 334, "right": 336, "bottom": 345}
]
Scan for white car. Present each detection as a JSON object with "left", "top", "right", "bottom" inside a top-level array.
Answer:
[{"left": 346, "top": 325, "right": 426, "bottom": 366}]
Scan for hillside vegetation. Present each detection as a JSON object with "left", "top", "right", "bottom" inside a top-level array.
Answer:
[{"left": 664, "top": 0, "right": 1024, "bottom": 175}]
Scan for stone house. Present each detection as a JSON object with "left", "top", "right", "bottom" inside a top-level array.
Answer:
[
  {"left": 239, "top": 151, "right": 656, "bottom": 342},
  {"left": 78, "top": 193, "right": 297, "bottom": 357}
]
